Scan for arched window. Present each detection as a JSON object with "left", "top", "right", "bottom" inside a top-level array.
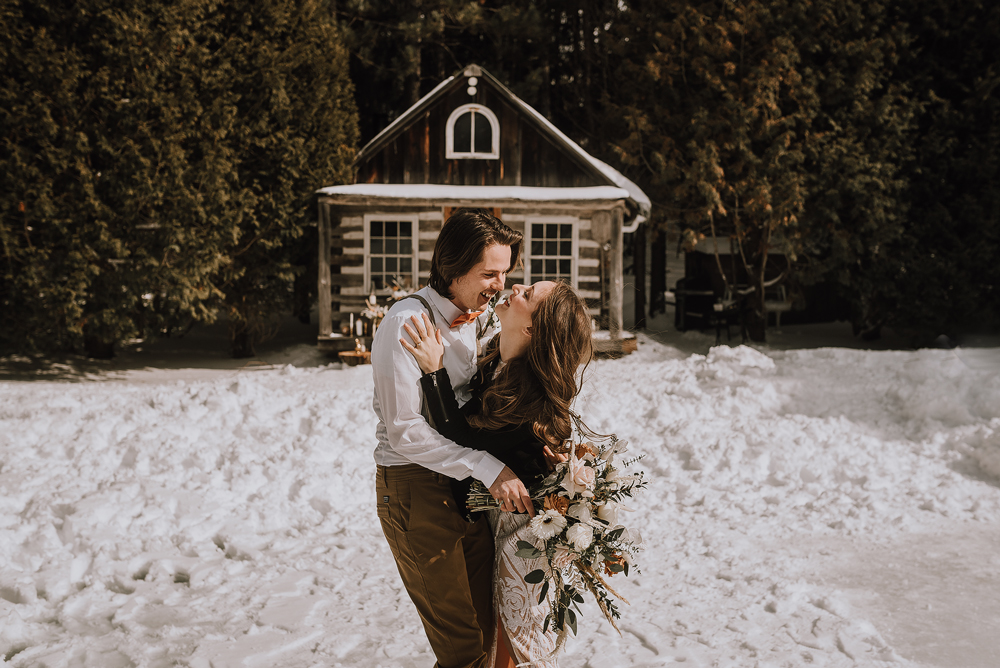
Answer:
[{"left": 445, "top": 104, "right": 499, "bottom": 159}]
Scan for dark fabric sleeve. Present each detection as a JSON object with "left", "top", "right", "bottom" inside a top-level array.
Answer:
[
  {"left": 419, "top": 369, "right": 546, "bottom": 475},
  {"left": 419, "top": 368, "right": 550, "bottom": 517}
]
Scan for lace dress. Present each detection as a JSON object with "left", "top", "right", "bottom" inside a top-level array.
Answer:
[
  {"left": 418, "top": 367, "right": 559, "bottom": 667},
  {"left": 489, "top": 509, "right": 559, "bottom": 668}
]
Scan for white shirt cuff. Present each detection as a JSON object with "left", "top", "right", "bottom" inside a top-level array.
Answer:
[{"left": 473, "top": 453, "right": 506, "bottom": 488}]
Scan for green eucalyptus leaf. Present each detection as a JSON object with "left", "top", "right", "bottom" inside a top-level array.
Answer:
[
  {"left": 538, "top": 579, "right": 550, "bottom": 604},
  {"left": 524, "top": 569, "right": 546, "bottom": 584}
]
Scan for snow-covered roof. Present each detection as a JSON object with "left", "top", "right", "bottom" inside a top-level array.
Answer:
[
  {"left": 349, "top": 65, "right": 651, "bottom": 219},
  {"left": 588, "top": 157, "right": 651, "bottom": 218},
  {"left": 315, "top": 183, "right": 631, "bottom": 203}
]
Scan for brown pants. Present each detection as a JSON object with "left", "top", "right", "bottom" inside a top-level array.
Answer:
[{"left": 376, "top": 464, "right": 495, "bottom": 668}]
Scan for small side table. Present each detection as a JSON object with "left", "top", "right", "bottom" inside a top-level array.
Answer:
[{"left": 338, "top": 351, "right": 372, "bottom": 366}]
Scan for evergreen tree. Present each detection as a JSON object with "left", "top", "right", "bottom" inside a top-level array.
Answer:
[
  {"left": 197, "top": 0, "right": 358, "bottom": 357},
  {"left": 0, "top": 0, "right": 357, "bottom": 357},
  {"left": 793, "top": 0, "right": 917, "bottom": 339},
  {"left": 0, "top": 1, "right": 235, "bottom": 356},
  {"left": 605, "top": 0, "right": 814, "bottom": 341},
  {"left": 338, "top": 0, "right": 487, "bottom": 141},
  {"left": 887, "top": 0, "right": 1000, "bottom": 340}
]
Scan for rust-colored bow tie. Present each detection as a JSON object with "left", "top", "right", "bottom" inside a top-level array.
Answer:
[{"left": 450, "top": 310, "right": 484, "bottom": 328}]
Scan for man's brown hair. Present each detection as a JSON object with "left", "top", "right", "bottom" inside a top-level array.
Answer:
[{"left": 429, "top": 209, "right": 522, "bottom": 298}]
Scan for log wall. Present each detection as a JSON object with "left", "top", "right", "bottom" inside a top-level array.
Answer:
[{"left": 318, "top": 199, "right": 624, "bottom": 335}]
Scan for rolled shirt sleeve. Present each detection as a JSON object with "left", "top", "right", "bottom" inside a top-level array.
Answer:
[{"left": 371, "top": 293, "right": 505, "bottom": 487}]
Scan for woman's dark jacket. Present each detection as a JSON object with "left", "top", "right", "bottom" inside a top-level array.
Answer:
[{"left": 419, "top": 359, "right": 549, "bottom": 518}]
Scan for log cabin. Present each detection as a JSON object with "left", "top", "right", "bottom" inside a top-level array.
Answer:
[{"left": 316, "top": 64, "right": 650, "bottom": 355}]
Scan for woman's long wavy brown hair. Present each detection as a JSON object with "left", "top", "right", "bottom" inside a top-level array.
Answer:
[{"left": 467, "top": 282, "right": 593, "bottom": 449}]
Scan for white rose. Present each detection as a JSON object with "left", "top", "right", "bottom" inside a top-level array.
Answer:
[
  {"left": 596, "top": 501, "right": 619, "bottom": 525},
  {"left": 567, "top": 503, "right": 591, "bottom": 523},
  {"left": 562, "top": 457, "right": 596, "bottom": 498},
  {"left": 566, "top": 522, "right": 594, "bottom": 550}
]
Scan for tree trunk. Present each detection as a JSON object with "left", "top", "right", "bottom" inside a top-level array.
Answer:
[
  {"left": 229, "top": 327, "right": 255, "bottom": 358},
  {"left": 742, "top": 225, "right": 769, "bottom": 343},
  {"left": 632, "top": 222, "right": 646, "bottom": 329},
  {"left": 744, "top": 287, "right": 767, "bottom": 343},
  {"left": 650, "top": 225, "right": 666, "bottom": 315}
]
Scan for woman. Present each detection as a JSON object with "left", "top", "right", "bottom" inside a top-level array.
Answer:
[{"left": 400, "top": 280, "right": 593, "bottom": 668}]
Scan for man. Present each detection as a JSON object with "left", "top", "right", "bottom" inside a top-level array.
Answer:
[{"left": 371, "top": 208, "right": 532, "bottom": 668}]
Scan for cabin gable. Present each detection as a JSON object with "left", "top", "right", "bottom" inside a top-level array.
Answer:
[{"left": 354, "top": 72, "right": 605, "bottom": 189}]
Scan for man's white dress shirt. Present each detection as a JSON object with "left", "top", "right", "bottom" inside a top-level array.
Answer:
[{"left": 371, "top": 286, "right": 505, "bottom": 486}]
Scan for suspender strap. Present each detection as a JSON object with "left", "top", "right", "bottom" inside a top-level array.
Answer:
[
  {"left": 400, "top": 294, "right": 436, "bottom": 328},
  {"left": 400, "top": 293, "right": 485, "bottom": 354}
]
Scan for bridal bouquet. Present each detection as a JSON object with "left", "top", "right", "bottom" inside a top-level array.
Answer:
[{"left": 467, "top": 414, "right": 646, "bottom": 637}]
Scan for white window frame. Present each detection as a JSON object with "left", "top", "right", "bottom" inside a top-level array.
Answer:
[
  {"left": 364, "top": 213, "right": 420, "bottom": 295},
  {"left": 523, "top": 216, "right": 579, "bottom": 288},
  {"left": 445, "top": 104, "right": 500, "bottom": 159}
]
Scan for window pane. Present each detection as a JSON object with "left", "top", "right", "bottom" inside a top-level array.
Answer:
[
  {"left": 400, "top": 221, "right": 411, "bottom": 236},
  {"left": 559, "top": 259, "right": 571, "bottom": 275},
  {"left": 385, "top": 257, "right": 397, "bottom": 273},
  {"left": 400, "top": 239, "right": 412, "bottom": 255},
  {"left": 371, "top": 257, "right": 383, "bottom": 273},
  {"left": 545, "top": 259, "right": 556, "bottom": 274},
  {"left": 545, "top": 240, "right": 558, "bottom": 256},
  {"left": 385, "top": 221, "right": 397, "bottom": 237},
  {"left": 473, "top": 112, "right": 492, "bottom": 153},
  {"left": 371, "top": 239, "right": 383, "bottom": 254},
  {"left": 370, "top": 220, "right": 383, "bottom": 237},
  {"left": 454, "top": 112, "right": 472, "bottom": 153},
  {"left": 560, "top": 240, "right": 572, "bottom": 255},
  {"left": 400, "top": 257, "right": 412, "bottom": 273},
  {"left": 531, "top": 259, "right": 542, "bottom": 274},
  {"left": 560, "top": 224, "right": 572, "bottom": 238},
  {"left": 546, "top": 224, "right": 557, "bottom": 239},
  {"left": 385, "top": 239, "right": 398, "bottom": 255},
  {"left": 531, "top": 240, "right": 543, "bottom": 256},
  {"left": 532, "top": 223, "right": 544, "bottom": 238},
  {"left": 372, "top": 276, "right": 386, "bottom": 290}
]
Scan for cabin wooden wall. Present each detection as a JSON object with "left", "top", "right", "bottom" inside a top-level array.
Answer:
[
  {"left": 319, "top": 201, "right": 614, "bottom": 334},
  {"left": 354, "top": 80, "right": 605, "bottom": 189}
]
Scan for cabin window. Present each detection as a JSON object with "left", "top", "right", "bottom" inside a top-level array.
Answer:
[
  {"left": 525, "top": 218, "right": 577, "bottom": 286},
  {"left": 365, "top": 214, "right": 419, "bottom": 293},
  {"left": 445, "top": 104, "right": 500, "bottom": 159}
]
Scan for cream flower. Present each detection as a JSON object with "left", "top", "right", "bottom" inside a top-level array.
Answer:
[
  {"left": 566, "top": 522, "right": 594, "bottom": 550},
  {"left": 529, "top": 509, "right": 567, "bottom": 540},
  {"left": 567, "top": 502, "right": 592, "bottom": 523},
  {"left": 552, "top": 543, "right": 576, "bottom": 569},
  {"left": 596, "top": 500, "right": 619, "bottom": 525},
  {"left": 601, "top": 439, "right": 629, "bottom": 463},
  {"left": 562, "top": 457, "right": 596, "bottom": 498}
]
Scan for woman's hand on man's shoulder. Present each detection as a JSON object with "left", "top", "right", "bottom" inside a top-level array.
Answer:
[{"left": 400, "top": 312, "right": 445, "bottom": 374}]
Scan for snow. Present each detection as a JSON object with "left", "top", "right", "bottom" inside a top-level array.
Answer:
[
  {"left": 314, "top": 183, "right": 632, "bottom": 204},
  {"left": 1, "top": 321, "right": 998, "bottom": 668}
]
